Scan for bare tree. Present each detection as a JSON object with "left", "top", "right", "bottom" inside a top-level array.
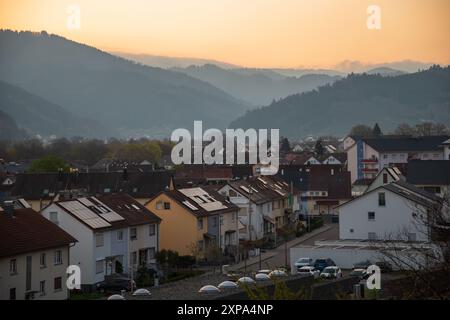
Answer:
[{"left": 374, "top": 194, "right": 450, "bottom": 299}]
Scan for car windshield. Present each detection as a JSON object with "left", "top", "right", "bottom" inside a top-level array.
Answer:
[
  {"left": 316, "top": 259, "right": 326, "bottom": 264},
  {"left": 299, "top": 269, "right": 310, "bottom": 273},
  {"left": 324, "top": 268, "right": 336, "bottom": 273},
  {"left": 298, "top": 258, "right": 310, "bottom": 263}
]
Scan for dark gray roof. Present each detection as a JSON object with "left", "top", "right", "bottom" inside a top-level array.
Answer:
[
  {"left": 406, "top": 160, "right": 450, "bottom": 186},
  {"left": 11, "top": 171, "right": 173, "bottom": 200},
  {"left": 363, "top": 136, "right": 449, "bottom": 152}
]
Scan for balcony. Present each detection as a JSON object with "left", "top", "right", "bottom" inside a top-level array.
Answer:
[
  {"left": 362, "top": 168, "right": 378, "bottom": 173},
  {"left": 361, "top": 158, "right": 378, "bottom": 163}
]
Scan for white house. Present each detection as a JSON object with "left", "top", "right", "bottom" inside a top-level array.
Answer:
[
  {"left": 41, "top": 194, "right": 160, "bottom": 290},
  {"left": 337, "top": 181, "right": 441, "bottom": 242}
]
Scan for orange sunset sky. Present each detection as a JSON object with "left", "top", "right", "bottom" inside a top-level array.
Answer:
[{"left": 1, "top": 0, "right": 449, "bottom": 68}]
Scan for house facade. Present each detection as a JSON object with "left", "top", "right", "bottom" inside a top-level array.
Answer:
[
  {"left": 146, "top": 186, "right": 239, "bottom": 258},
  {"left": 347, "top": 136, "right": 449, "bottom": 183},
  {"left": 0, "top": 207, "right": 76, "bottom": 300},
  {"left": 41, "top": 194, "right": 160, "bottom": 290},
  {"left": 337, "top": 181, "right": 440, "bottom": 242}
]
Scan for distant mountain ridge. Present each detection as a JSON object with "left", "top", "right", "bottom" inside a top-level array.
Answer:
[
  {"left": 172, "top": 64, "right": 341, "bottom": 106},
  {"left": 0, "top": 80, "right": 110, "bottom": 138},
  {"left": 0, "top": 30, "right": 247, "bottom": 138},
  {"left": 0, "top": 109, "right": 28, "bottom": 140},
  {"left": 230, "top": 66, "right": 450, "bottom": 138}
]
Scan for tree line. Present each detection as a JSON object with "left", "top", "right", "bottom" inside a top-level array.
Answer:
[{"left": 0, "top": 137, "right": 174, "bottom": 166}]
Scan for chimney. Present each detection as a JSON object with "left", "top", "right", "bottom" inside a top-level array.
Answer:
[{"left": 3, "top": 200, "right": 14, "bottom": 217}]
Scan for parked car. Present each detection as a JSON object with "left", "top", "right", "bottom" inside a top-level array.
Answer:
[
  {"left": 352, "top": 260, "right": 373, "bottom": 269},
  {"left": 297, "top": 266, "right": 321, "bottom": 279},
  {"left": 314, "top": 258, "right": 336, "bottom": 272},
  {"left": 96, "top": 276, "right": 135, "bottom": 293},
  {"left": 349, "top": 268, "right": 369, "bottom": 280},
  {"left": 320, "top": 266, "right": 342, "bottom": 279},
  {"left": 375, "top": 261, "right": 393, "bottom": 273},
  {"left": 294, "top": 257, "right": 314, "bottom": 269}
]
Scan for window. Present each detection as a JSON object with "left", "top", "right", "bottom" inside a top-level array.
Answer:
[
  {"left": 198, "top": 218, "right": 204, "bottom": 230},
  {"left": 9, "top": 259, "right": 17, "bottom": 274},
  {"left": 164, "top": 202, "right": 171, "bottom": 210},
  {"left": 378, "top": 193, "right": 386, "bottom": 206},
  {"left": 131, "top": 252, "right": 137, "bottom": 265},
  {"left": 40, "top": 253, "right": 46, "bottom": 268},
  {"left": 350, "top": 229, "right": 354, "bottom": 233},
  {"left": 148, "top": 247, "right": 156, "bottom": 260},
  {"left": 229, "top": 190, "right": 237, "bottom": 197},
  {"left": 49, "top": 212, "right": 59, "bottom": 225},
  {"left": 95, "top": 233, "right": 104, "bottom": 247},
  {"left": 383, "top": 173, "right": 388, "bottom": 184},
  {"left": 198, "top": 240, "right": 204, "bottom": 251},
  {"left": 212, "top": 217, "right": 217, "bottom": 227},
  {"left": 117, "top": 230, "right": 124, "bottom": 241},
  {"left": 54, "top": 250, "right": 62, "bottom": 265},
  {"left": 156, "top": 201, "right": 163, "bottom": 210},
  {"left": 149, "top": 224, "right": 156, "bottom": 236},
  {"left": 368, "top": 212, "right": 375, "bottom": 221},
  {"left": 368, "top": 232, "right": 377, "bottom": 240},
  {"left": 95, "top": 260, "right": 104, "bottom": 274},
  {"left": 9, "top": 288, "right": 16, "bottom": 300},
  {"left": 383, "top": 154, "right": 388, "bottom": 159},
  {"left": 130, "top": 228, "right": 137, "bottom": 240},
  {"left": 104, "top": 188, "right": 111, "bottom": 193},
  {"left": 39, "top": 281, "right": 46, "bottom": 296},
  {"left": 54, "top": 277, "right": 62, "bottom": 291}
]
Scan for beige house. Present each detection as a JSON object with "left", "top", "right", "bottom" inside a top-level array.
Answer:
[{"left": 0, "top": 207, "right": 77, "bottom": 300}]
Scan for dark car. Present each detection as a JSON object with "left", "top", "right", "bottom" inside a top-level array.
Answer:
[
  {"left": 375, "top": 261, "right": 393, "bottom": 273},
  {"left": 314, "top": 258, "right": 336, "bottom": 272},
  {"left": 352, "top": 260, "right": 373, "bottom": 269},
  {"left": 96, "top": 276, "right": 135, "bottom": 293},
  {"left": 349, "top": 268, "right": 370, "bottom": 280}
]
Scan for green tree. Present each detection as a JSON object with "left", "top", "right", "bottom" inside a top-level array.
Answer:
[
  {"left": 28, "top": 155, "right": 69, "bottom": 173},
  {"left": 372, "top": 123, "right": 382, "bottom": 136},
  {"left": 314, "top": 139, "right": 325, "bottom": 156},
  {"left": 280, "top": 137, "right": 291, "bottom": 153},
  {"left": 349, "top": 124, "right": 373, "bottom": 137}
]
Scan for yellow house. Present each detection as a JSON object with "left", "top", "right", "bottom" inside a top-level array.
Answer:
[{"left": 146, "top": 186, "right": 239, "bottom": 257}]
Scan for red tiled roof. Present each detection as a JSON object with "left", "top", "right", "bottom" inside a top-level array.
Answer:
[{"left": 0, "top": 208, "right": 77, "bottom": 258}]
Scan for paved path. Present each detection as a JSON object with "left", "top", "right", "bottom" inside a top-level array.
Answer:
[{"left": 228, "top": 225, "right": 333, "bottom": 272}]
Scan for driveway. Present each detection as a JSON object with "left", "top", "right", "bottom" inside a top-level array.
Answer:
[{"left": 229, "top": 223, "right": 339, "bottom": 273}]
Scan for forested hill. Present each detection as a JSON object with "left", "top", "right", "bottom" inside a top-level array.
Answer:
[
  {"left": 0, "top": 30, "right": 247, "bottom": 138},
  {"left": 229, "top": 66, "right": 450, "bottom": 137}
]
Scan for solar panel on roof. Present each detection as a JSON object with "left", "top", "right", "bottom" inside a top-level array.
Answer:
[
  {"left": 84, "top": 217, "right": 112, "bottom": 229},
  {"left": 59, "top": 201, "right": 112, "bottom": 229},
  {"left": 183, "top": 201, "right": 199, "bottom": 211},
  {"left": 239, "top": 186, "right": 250, "bottom": 193},
  {"left": 99, "top": 211, "right": 125, "bottom": 222},
  {"left": 78, "top": 198, "right": 95, "bottom": 207},
  {"left": 199, "top": 201, "right": 227, "bottom": 212}
]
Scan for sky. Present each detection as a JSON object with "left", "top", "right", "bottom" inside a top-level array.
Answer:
[{"left": 1, "top": 0, "right": 449, "bottom": 68}]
